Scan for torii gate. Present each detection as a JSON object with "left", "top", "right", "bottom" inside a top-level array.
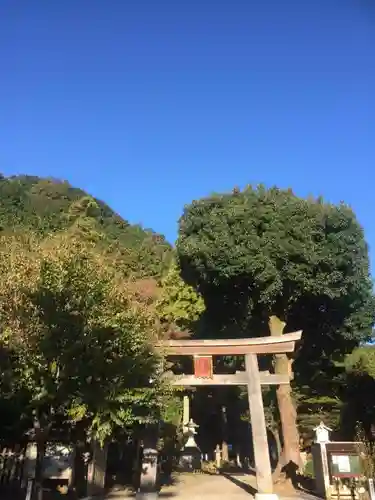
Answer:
[{"left": 162, "top": 330, "right": 302, "bottom": 500}]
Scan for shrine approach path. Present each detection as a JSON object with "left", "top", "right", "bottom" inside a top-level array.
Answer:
[
  {"left": 105, "top": 472, "right": 318, "bottom": 500},
  {"left": 157, "top": 472, "right": 256, "bottom": 499}
]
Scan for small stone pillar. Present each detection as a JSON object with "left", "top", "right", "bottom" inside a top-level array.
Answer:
[
  {"left": 137, "top": 447, "right": 158, "bottom": 500},
  {"left": 311, "top": 422, "right": 332, "bottom": 499},
  {"left": 215, "top": 445, "right": 222, "bottom": 470},
  {"left": 137, "top": 426, "right": 159, "bottom": 500},
  {"left": 236, "top": 450, "right": 242, "bottom": 468},
  {"left": 182, "top": 395, "right": 190, "bottom": 434}
]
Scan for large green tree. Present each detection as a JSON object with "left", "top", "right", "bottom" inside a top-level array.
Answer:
[
  {"left": 0, "top": 232, "right": 170, "bottom": 499},
  {"left": 177, "top": 185, "right": 374, "bottom": 377},
  {"left": 177, "top": 185, "right": 375, "bottom": 474}
]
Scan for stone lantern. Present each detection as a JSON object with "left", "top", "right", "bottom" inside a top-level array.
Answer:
[{"left": 179, "top": 419, "right": 202, "bottom": 471}]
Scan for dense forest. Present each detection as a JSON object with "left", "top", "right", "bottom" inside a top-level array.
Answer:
[{"left": 1, "top": 175, "right": 375, "bottom": 498}]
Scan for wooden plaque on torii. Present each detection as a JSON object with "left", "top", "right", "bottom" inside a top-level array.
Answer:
[{"left": 193, "top": 355, "right": 213, "bottom": 378}]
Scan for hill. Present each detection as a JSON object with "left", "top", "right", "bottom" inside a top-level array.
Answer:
[{"left": 0, "top": 174, "right": 172, "bottom": 278}]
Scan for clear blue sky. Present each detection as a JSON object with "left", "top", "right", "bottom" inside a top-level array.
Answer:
[{"left": 1, "top": 1, "right": 374, "bottom": 264}]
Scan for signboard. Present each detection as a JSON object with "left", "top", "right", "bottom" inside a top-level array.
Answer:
[
  {"left": 332, "top": 455, "right": 350, "bottom": 473},
  {"left": 330, "top": 453, "right": 362, "bottom": 478},
  {"left": 194, "top": 356, "right": 213, "bottom": 378}
]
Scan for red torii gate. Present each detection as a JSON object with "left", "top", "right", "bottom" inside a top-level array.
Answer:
[{"left": 162, "top": 331, "right": 302, "bottom": 500}]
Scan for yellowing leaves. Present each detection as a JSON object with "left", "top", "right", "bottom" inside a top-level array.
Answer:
[{"left": 156, "top": 260, "right": 205, "bottom": 333}]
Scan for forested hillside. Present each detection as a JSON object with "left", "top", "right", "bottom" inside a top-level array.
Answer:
[{"left": 0, "top": 174, "right": 172, "bottom": 278}]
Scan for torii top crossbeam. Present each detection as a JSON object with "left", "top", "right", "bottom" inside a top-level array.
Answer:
[{"left": 160, "top": 330, "right": 302, "bottom": 355}]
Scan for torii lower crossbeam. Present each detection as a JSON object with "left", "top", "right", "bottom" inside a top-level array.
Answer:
[{"left": 173, "top": 372, "right": 290, "bottom": 386}]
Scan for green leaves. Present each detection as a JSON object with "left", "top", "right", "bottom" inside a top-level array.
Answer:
[
  {"left": 156, "top": 260, "right": 205, "bottom": 332},
  {"left": 0, "top": 174, "right": 177, "bottom": 445},
  {"left": 177, "top": 185, "right": 374, "bottom": 351},
  {"left": 177, "top": 185, "right": 375, "bottom": 439},
  {"left": 0, "top": 232, "right": 170, "bottom": 443},
  {"left": 345, "top": 346, "right": 375, "bottom": 379},
  {"left": 0, "top": 174, "right": 172, "bottom": 280}
]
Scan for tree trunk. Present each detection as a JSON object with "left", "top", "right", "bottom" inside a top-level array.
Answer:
[
  {"left": 133, "top": 438, "right": 142, "bottom": 489},
  {"left": 32, "top": 438, "right": 46, "bottom": 500},
  {"left": 30, "top": 411, "right": 49, "bottom": 500},
  {"left": 269, "top": 316, "right": 301, "bottom": 487},
  {"left": 72, "top": 421, "right": 88, "bottom": 498},
  {"left": 275, "top": 355, "right": 301, "bottom": 468}
]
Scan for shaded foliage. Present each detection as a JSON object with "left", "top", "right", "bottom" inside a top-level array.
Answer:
[{"left": 340, "top": 346, "right": 375, "bottom": 439}]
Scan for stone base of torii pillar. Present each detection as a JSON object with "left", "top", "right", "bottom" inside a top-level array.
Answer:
[{"left": 255, "top": 495, "right": 279, "bottom": 500}]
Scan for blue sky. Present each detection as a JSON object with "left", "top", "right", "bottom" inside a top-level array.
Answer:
[{"left": 1, "top": 1, "right": 374, "bottom": 265}]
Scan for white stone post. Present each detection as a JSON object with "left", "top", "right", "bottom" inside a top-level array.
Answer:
[
  {"left": 215, "top": 445, "right": 222, "bottom": 470},
  {"left": 311, "top": 422, "right": 332, "bottom": 499},
  {"left": 182, "top": 395, "right": 190, "bottom": 434}
]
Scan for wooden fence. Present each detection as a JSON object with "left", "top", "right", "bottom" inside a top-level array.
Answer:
[{"left": 0, "top": 444, "right": 27, "bottom": 498}]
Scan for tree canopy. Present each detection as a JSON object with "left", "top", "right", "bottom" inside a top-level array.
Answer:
[
  {"left": 177, "top": 185, "right": 375, "bottom": 410},
  {"left": 0, "top": 232, "right": 169, "bottom": 440}
]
